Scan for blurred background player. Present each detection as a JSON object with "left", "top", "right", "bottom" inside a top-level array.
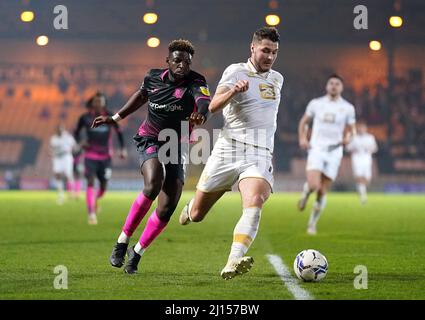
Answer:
[
  {"left": 92, "top": 39, "right": 210, "bottom": 274},
  {"left": 179, "top": 27, "right": 283, "bottom": 280},
  {"left": 346, "top": 122, "right": 378, "bottom": 204},
  {"left": 49, "top": 124, "right": 76, "bottom": 205},
  {"left": 71, "top": 145, "right": 84, "bottom": 200},
  {"left": 297, "top": 74, "right": 356, "bottom": 235},
  {"left": 74, "top": 92, "right": 127, "bottom": 225},
  {"left": 69, "top": 98, "right": 92, "bottom": 200}
]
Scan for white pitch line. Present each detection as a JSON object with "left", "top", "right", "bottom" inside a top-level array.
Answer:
[{"left": 266, "top": 254, "right": 313, "bottom": 300}]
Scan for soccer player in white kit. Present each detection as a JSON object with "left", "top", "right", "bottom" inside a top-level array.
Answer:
[
  {"left": 346, "top": 122, "right": 378, "bottom": 204},
  {"left": 179, "top": 27, "right": 283, "bottom": 280},
  {"left": 49, "top": 124, "right": 77, "bottom": 204},
  {"left": 297, "top": 75, "right": 356, "bottom": 235}
]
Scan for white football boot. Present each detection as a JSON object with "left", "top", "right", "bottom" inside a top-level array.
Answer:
[
  {"left": 88, "top": 213, "right": 98, "bottom": 225},
  {"left": 179, "top": 203, "right": 191, "bottom": 225},
  {"left": 307, "top": 225, "right": 317, "bottom": 235},
  {"left": 220, "top": 256, "right": 254, "bottom": 280}
]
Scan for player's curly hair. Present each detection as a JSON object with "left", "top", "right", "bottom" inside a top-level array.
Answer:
[
  {"left": 252, "top": 26, "right": 280, "bottom": 43},
  {"left": 86, "top": 91, "right": 107, "bottom": 109},
  {"left": 168, "top": 39, "right": 195, "bottom": 55}
]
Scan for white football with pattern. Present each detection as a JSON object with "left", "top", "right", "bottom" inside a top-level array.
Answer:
[{"left": 293, "top": 249, "right": 328, "bottom": 282}]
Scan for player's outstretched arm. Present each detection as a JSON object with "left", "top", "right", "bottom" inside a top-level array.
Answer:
[
  {"left": 112, "top": 122, "right": 127, "bottom": 159},
  {"left": 298, "top": 114, "right": 311, "bottom": 150},
  {"left": 188, "top": 82, "right": 211, "bottom": 126},
  {"left": 208, "top": 80, "right": 249, "bottom": 113},
  {"left": 91, "top": 90, "right": 148, "bottom": 128}
]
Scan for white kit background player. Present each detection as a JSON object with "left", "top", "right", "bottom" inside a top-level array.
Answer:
[
  {"left": 49, "top": 124, "right": 76, "bottom": 204},
  {"left": 297, "top": 74, "right": 356, "bottom": 235},
  {"left": 346, "top": 122, "right": 378, "bottom": 204},
  {"left": 179, "top": 27, "right": 283, "bottom": 280}
]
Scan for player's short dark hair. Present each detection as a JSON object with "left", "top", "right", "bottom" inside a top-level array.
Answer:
[
  {"left": 86, "top": 91, "right": 106, "bottom": 108},
  {"left": 94, "top": 91, "right": 106, "bottom": 98},
  {"left": 252, "top": 27, "right": 280, "bottom": 43},
  {"left": 168, "top": 39, "right": 195, "bottom": 56},
  {"left": 327, "top": 74, "right": 344, "bottom": 83}
]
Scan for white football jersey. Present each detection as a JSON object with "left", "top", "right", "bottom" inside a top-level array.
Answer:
[
  {"left": 217, "top": 59, "right": 284, "bottom": 152},
  {"left": 346, "top": 133, "right": 377, "bottom": 163},
  {"left": 305, "top": 95, "right": 356, "bottom": 150},
  {"left": 50, "top": 131, "right": 76, "bottom": 158}
]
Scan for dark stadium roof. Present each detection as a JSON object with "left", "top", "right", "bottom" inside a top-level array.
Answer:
[{"left": 1, "top": 0, "right": 424, "bottom": 44}]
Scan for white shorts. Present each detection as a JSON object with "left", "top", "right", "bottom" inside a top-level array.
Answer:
[
  {"left": 306, "top": 147, "right": 342, "bottom": 181},
  {"left": 352, "top": 158, "right": 372, "bottom": 181},
  {"left": 197, "top": 136, "right": 274, "bottom": 193},
  {"left": 53, "top": 155, "right": 73, "bottom": 179}
]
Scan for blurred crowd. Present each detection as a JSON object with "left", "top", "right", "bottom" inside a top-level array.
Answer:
[{"left": 1, "top": 64, "right": 424, "bottom": 175}]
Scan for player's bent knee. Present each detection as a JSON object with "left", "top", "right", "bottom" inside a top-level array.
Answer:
[
  {"left": 86, "top": 177, "right": 95, "bottom": 187},
  {"left": 99, "top": 180, "right": 108, "bottom": 190},
  {"left": 244, "top": 193, "right": 267, "bottom": 208},
  {"left": 308, "top": 182, "right": 321, "bottom": 192},
  {"left": 156, "top": 208, "right": 173, "bottom": 222},
  {"left": 157, "top": 200, "right": 179, "bottom": 221},
  {"left": 317, "top": 187, "right": 327, "bottom": 197},
  {"left": 143, "top": 181, "right": 163, "bottom": 199}
]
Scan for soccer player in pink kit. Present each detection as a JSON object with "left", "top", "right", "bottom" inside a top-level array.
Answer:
[
  {"left": 92, "top": 40, "right": 211, "bottom": 274},
  {"left": 75, "top": 92, "right": 127, "bottom": 225}
]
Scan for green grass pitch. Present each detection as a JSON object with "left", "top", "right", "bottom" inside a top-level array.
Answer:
[{"left": 0, "top": 191, "right": 424, "bottom": 300}]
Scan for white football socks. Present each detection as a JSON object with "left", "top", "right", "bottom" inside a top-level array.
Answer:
[
  {"left": 228, "top": 207, "right": 262, "bottom": 261},
  {"left": 301, "top": 182, "right": 311, "bottom": 199},
  {"left": 117, "top": 232, "right": 145, "bottom": 256},
  {"left": 117, "top": 231, "right": 130, "bottom": 244},
  {"left": 56, "top": 178, "right": 64, "bottom": 202},
  {"left": 357, "top": 183, "right": 367, "bottom": 203},
  {"left": 134, "top": 242, "right": 146, "bottom": 256},
  {"left": 308, "top": 195, "right": 327, "bottom": 228}
]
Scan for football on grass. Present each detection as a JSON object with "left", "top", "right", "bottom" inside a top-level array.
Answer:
[{"left": 293, "top": 249, "right": 328, "bottom": 282}]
